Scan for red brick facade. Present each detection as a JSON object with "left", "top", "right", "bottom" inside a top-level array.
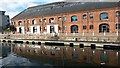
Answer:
[{"left": 11, "top": 3, "right": 120, "bottom": 34}]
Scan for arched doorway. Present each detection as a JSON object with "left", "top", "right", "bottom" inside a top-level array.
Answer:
[
  {"left": 99, "top": 24, "right": 109, "bottom": 33},
  {"left": 71, "top": 25, "right": 78, "bottom": 33}
]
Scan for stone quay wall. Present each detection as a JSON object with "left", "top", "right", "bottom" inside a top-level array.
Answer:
[{"left": 0, "top": 33, "right": 120, "bottom": 42}]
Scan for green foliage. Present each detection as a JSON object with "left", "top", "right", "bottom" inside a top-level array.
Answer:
[
  {"left": 4, "top": 28, "right": 10, "bottom": 32},
  {"left": 4, "top": 24, "right": 10, "bottom": 32}
]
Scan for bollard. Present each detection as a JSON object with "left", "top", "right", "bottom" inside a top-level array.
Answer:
[
  {"left": 3, "top": 40, "right": 6, "bottom": 42},
  {"left": 26, "top": 41, "right": 29, "bottom": 44},
  {"left": 8, "top": 40, "right": 11, "bottom": 43},
  {"left": 91, "top": 44, "right": 96, "bottom": 49},
  {"left": 70, "top": 43, "right": 74, "bottom": 47},
  {"left": 32, "top": 41, "right": 35, "bottom": 44},
  {"left": 38, "top": 42, "right": 41, "bottom": 45},
  {"left": 79, "top": 44, "right": 84, "bottom": 48}
]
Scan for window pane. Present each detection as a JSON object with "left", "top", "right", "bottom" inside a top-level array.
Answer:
[
  {"left": 83, "top": 14, "right": 87, "bottom": 19},
  {"left": 116, "top": 24, "right": 120, "bottom": 29},
  {"left": 71, "top": 16, "right": 77, "bottom": 22},
  {"left": 83, "top": 25, "right": 86, "bottom": 29},
  {"left": 58, "top": 17, "right": 62, "bottom": 21},
  {"left": 100, "top": 13, "right": 108, "bottom": 20},
  {"left": 43, "top": 18, "right": 46, "bottom": 22},
  {"left": 32, "top": 19, "right": 36, "bottom": 24},
  {"left": 90, "top": 25, "right": 93, "bottom": 29},
  {"left": 49, "top": 18, "right": 54, "bottom": 23},
  {"left": 64, "top": 16, "right": 66, "bottom": 21},
  {"left": 18, "top": 21, "right": 22, "bottom": 26},
  {"left": 71, "top": 25, "right": 78, "bottom": 33},
  {"left": 90, "top": 14, "right": 94, "bottom": 19},
  {"left": 116, "top": 11, "right": 120, "bottom": 16},
  {"left": 39, "top": 19, "right": 42, "bottom": 22}
]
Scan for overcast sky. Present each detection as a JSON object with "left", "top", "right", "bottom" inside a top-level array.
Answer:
[{"left": 0, "top": 0, "right": 119, "bottom": 19}]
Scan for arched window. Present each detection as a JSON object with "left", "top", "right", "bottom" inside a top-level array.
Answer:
[
  {"left": 83, "top": 14, "right": 87, "bottom": 19},
  {"left": 71, "top": 25, "right": 78, "bottom": 33},
  {"left": 116, "top": 11, "right": 120, "bottom": 16},
  {"left": 49, "top": 18, "right": 54, "bottom": 23},
  {"left": 71, "top": 15, "right": 77, "bottom": 22},
  {"left": 32, "top": 19, "right": 36, "bottom": 24},
  {"left": 99, "top": 24, "right": 109, "bottom": 33},
  {"left": 18, "top": 21, "right": 22, "bottom": 26},
  {"left": 100, "top": 12, "right": 108, "bottom": 20}
]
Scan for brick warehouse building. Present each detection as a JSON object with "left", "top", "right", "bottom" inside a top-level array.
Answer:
[{"left": 11, "top": 2, "right": 120, "bottom": 34}]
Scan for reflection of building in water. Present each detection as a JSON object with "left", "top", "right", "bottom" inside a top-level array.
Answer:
[
  {"left": 1, "top": 43, "right": 11, "bottom": 59},
  {"left": 13, "top": 44, "right": 120, "bottom": 66}
]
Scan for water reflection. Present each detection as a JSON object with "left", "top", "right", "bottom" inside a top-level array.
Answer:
[{"left": 0, "top": 43, "right": 120, "bottom": 67}]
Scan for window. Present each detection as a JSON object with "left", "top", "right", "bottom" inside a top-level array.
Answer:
[
  {"left": 44, "top": 27, "right": 46, "bottom": 30},
  {"left": 71, "top": 25, "right": 78, "bottom": 33},
  {"left": 43, "top": 18, "right": 46, "bottom": 22},
  {"left": 83, "top": 25, "right": 87, "bottom": 29},
  {"left": 99, "top": 24, "right": 109, "bottom": 33},
  {"left": 71, "top": 15, "right": 77, "bottom": 22},
  {"left": 116, "top": 11, "right": 120, "bottom": 16},
  {"left": 83, "top": 14, "right": 87, "bottom": 19},
  {"left": 116, "top": 24, "right": 120, "bottom": 29},
  {"left": 7, "top": 20, "right": 9, "bottom": 22},
  {"left": 32, "top": 19, "right": 36, "bottom": 24},
  {"left": 39, "top": 19, "right": 42, "bottom": 22},
  {"left": 90, "top": 14, "right": 94, "bottom": 19},
  {"left": 18, "top": 21, "right": 22, "bottom": 26},
  {"left": 33, "top": 27, "right": 37, "bottom": 33},
  {"left": 19, "top": 27, "right": 22, "bottom": 33},
  {"left": 59, "top": 26, "right": 62, "bottom": 30},
  {"left": 90, "top": 25, "right": 93, "bottom": 29},
  {"left": 64, "top": 16, "right": 66, "bottom": 21},
  {"left": 100, "top": 12, "right": 108, "bottom": 20},
  {"left": 49, "top": 18, "right": 54, "bottom": 23},
  {"left": 12, "top": 22, "right": 15, "bottom": 25},
  {"left": 58, "top": 17, "right": 62, "bottom": 21},
  {"left": 50, "top": 26, "right": 54, "bottom": 33},
  {"left": 40, "top": 26, "right": 42, "bottom": 32}
]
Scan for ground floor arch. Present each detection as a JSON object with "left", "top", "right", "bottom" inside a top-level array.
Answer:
[
  {"left": 99, "top": 24, "right": 109, "bottom": 33},
  {"left": 71, "top": 25, "right": 78, "bottom": 33}
]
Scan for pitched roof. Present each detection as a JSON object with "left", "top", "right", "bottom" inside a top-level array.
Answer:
[{"left": 11, "top": 1, "right": 120, "bottom": 20}]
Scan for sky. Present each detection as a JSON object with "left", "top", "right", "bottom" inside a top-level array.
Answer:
[
  {"left": 0, "top": 0, "right": 119, "bottom": 19},
  {"left": 0, "top": 0, "right": 64, "bottom": 19}
]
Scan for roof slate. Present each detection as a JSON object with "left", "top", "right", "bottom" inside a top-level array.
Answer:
[{"left": 11, "top": 2, "right": 120, "bottom": 20}]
